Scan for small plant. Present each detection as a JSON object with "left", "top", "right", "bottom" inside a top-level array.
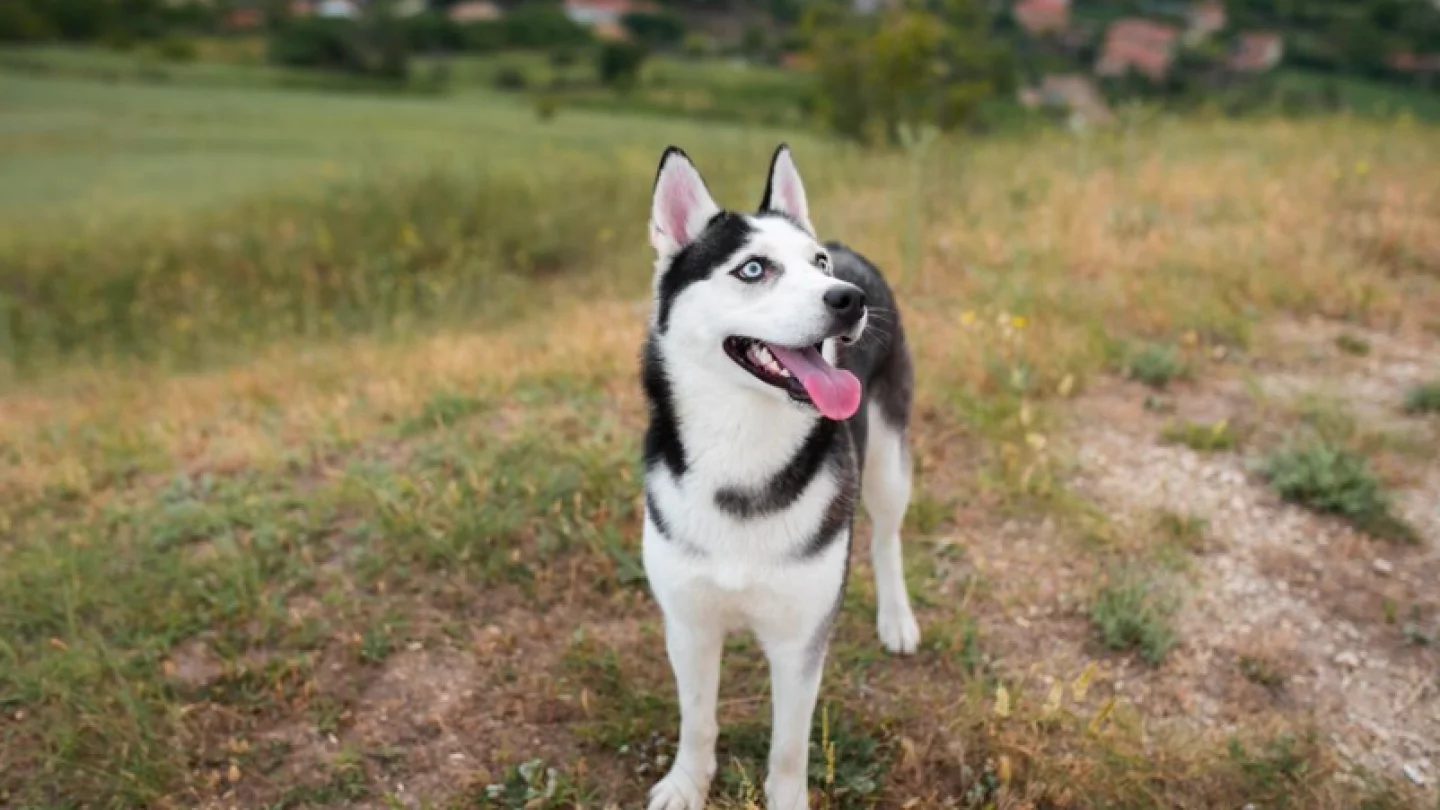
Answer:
[
  {"left": 535, "top": 94, "right": 560, "bottom": 122},
  {"left": 1403, "top": 382, "right": 1440, "bottom": 415},
  {"left": 1157, "top": 510, "right": 1211, "bottom": 554},
  {"left": 1090, "top": 568, "right": 1180, "bottom": 665},
  {"left": 1334, "top": 333, "right": 1370, "bottom": 356},
  {"left": 483, "top": 758, "right": 586, "bottom": 809},
  {"left": 1161, "top": 419, "right": 1237, "bottom": 452},
  {"left": 1126, "top": 342, "right": 1189, "bottom": 390},
  {"left": 1238, "top": 654, "right": 1286, "bottom": 691},
  {"left": 493, "top": 65, "right": 528, "bottom": 91},
  {"left": 155, "top": 35, "right": 198, "bottom": 63},
  {"left": 1262, "top": 440, "right": 1417, "bottom": 543}
]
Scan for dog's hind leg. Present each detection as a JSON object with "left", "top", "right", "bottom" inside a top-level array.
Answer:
[
  {"left": 648, "top": 617, "right": 724, "bottom": 810},
  {"left": 862, "top": 403, "right": 921, "bottom": 654}
]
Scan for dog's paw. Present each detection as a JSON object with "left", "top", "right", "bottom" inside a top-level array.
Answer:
[
  {"left": 648, "top": 769, "right": 709, "bottom": 810},
  {"left": 877, "top": 604, "right": 920, "bottom": 655}
]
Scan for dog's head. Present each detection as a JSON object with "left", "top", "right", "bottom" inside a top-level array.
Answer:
[{"left": 647, "top": 144, "right": 866, "bottom": 421}]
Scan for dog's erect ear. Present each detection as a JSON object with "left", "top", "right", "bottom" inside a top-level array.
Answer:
[
  {"left": 758, "top": 143, "right": 815, "bottom": 237},
  {"left": 651, "top": 147, "right": 720, "bottom": 258}
]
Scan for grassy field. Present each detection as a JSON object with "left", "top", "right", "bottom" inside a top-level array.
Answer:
[{"left": 3, "top": 69, "right": 1440, "bottom": 809}]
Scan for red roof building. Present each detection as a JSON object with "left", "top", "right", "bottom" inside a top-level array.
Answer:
[
  {"left": 1229, "top": 32, "right": 1284, "bottom": 73},
  {"left": 1013, "top": 0, "right": 1070, "bottom": 37},
  {"left": 1096, "top": 19, "right": 1180, "bottom": 82}
]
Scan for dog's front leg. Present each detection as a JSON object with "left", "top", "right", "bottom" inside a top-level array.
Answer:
[
  {"left": 762, "top": 641, "right": 825, "bottom": 810},
  {"left": 649, "top": 616, "right": 723, "bottom": 810}
]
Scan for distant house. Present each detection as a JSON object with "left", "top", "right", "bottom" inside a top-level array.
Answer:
[
  {"left": 1229, "top": 32, "right": 1284, "bottom": 73},
  {"left": 223, "top": 5, "right": 266, "bottom": 30},
  {"left": 1389, "top": 51, "right": 1440, "bottom": 78},
  {"left": 288, "top": 0, "right": 314, "bottom": 18},
  {"left": 448, "top": 0, "right": 503, "bottom": 23},
  {"left": 392, "top": 0, "right": 426, "bottom": 16},
  {"left": 1096, "top": 19, "right": 1179, "bottom": 82},
  {"left": 316, "top": 0, "right": 359, "bottom": 19},
  {"left": 1184, "top": 1, "right": 1226, "bottom": 45},
  {"left": 563, "top": 0, "right": 655, "bottom": 27},
  {"left": 1013, "top": 0, "right": 1070, "bottom": 37},
  {"left": 1020, "top": 74, "right": 1114, "bottom": 127}
]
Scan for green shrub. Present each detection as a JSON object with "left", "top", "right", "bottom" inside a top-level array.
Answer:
[
  {"left": 621, "top": 11, "right": 685, "bottom": 48},
  {"left": 597, "top": 41, "right": 648, "bottom": 92},
  {"left": 1126, "top": 342, "right": 1189, "bottom": 389},
  {"left": 1403, "top": 382, "right": 1440, "bottom": 415},
  {"left": 1262, "top": 441, "right": 1416, "bottom": 543},
  {"left": 1090, "top": 568, "right": 1180, "bottom": 665},
  {"left": 154, "top": 34, "right": 197, "bottom": 63},
  {"left": 493, "top": 65, "right": 528, "bottom": 91}
]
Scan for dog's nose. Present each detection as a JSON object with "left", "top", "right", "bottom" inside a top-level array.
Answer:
[{"left": 823, "top": 284, "right": 866, "bottom": 324}]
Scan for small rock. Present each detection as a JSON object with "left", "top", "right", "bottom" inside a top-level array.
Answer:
[
  {"left": 1403, "top": 763, "right": 1427, "bottom": 786},
  {"left": 1373, "top": 559, "right": 1393, "bottom": 576},
  {"left": 1335, "top": 651, "right": 1360, "bottom": 669}
]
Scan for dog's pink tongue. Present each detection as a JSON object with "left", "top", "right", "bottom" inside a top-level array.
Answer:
[{"left": 767, "top": 344, "right": 862, "bottom": 421}]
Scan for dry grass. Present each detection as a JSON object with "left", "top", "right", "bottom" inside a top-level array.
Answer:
[{"left": 3, "top": 110, "right": 1440, "bottom": 808}]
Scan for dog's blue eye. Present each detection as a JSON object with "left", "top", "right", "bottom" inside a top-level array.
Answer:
[
  {"left": 735, "top": 260, "right": 766, "bottom": 282},
  {"left": 816, "top": 253, "right": 830, "bottom": 271}
]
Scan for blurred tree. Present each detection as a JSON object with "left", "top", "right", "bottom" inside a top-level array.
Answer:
[
  {"left": 597, "top": 40, "right": 648, "bottom": 92},
  {"left": 622, "top": 11, "right": 685, "bottom": 48},
  {"left": 807, "top": 0, "right": 1013, "bottom": 145}
]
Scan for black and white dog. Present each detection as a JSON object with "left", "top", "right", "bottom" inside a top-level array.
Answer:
[{"left": 639, "top": 144, "right": 920, "bottom": 810}]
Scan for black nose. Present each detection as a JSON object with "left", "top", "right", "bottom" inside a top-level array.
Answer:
[{"left": 823, "top": 284, "right": 866, "bottom": 325}]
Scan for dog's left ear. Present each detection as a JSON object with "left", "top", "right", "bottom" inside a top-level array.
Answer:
[{"left": 758, "top": 143, "right": 815, "bottom": 237}]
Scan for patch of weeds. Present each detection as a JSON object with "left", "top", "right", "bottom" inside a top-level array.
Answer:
[
  {"left": 1224, "top": 732, "right": 1321, "bottom": 808},
  {"left": 1402, "top": 605, "right": 1434, "bottom": 647},
  {"left": 1262, "top": 440, "right": 1417, "bottom": 544},
  {"left": 1160, "top": 419, "right": 1237, "bottom": 452},
  {"left": 359, "top": 617, "right": 402, "bottom": 665},
  {"left": 562, "top": 634, "right": 670, "bottom": 749},
  {"left": 480, "top": 758, "right": 589, "bottom": 809},
  {"left": 1335, "top": 333, "right": 1371, "bottom": 356},
  {"left": 274, "top": 749, "right": 371, "bottom": 808},
  {"left": 1403, "top": 382, "right": 1440, "bottom": 415},
  {"left": 928, "top": 610, "right": 985, "bottom": 675},
  {"left": 1125, "top": 342, "right": 1189, "bottom": 390},
  {"left": 1238, "top": 654, "right": 1287, "bottom": 692},
  {"left": 711, "top": 708, "right": 890, "bottom": 810},
  {"left": 1156, "top": 510, "right": 1211, "bottom": 555},
  {"left": 904, "top": 489, "right": 952, "bottom": 535},
  {"left": 400, "top": 391, "right": 489, "bottom": 435},
  {"left": 1090, "top": 567, "right": 1180, "bottom": 665},
  {"left": 1295, "top": 395, "right": 1359, "bottom": 443}
]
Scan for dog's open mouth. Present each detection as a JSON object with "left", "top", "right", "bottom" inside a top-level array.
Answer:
[{"left": 723, "top": 337, "right": 862, "bottom": 421}]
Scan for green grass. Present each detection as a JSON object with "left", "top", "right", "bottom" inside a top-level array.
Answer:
[
  {"left": 1090, "top": 567, "right": 1181, "bottom": 666},
  {"left": 1403, "top": 382, "right": 1440, "bottom": 415},
  {"left": 1262, "top": 440, "right": 1417, "bottom": 544},
  {"left": 2, "top": 66, "right": 1438, "bottom": 808}
]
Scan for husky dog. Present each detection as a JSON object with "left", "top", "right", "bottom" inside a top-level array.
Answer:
[{"left": 639, "top": 144, "right": 920, "bottom": 810}]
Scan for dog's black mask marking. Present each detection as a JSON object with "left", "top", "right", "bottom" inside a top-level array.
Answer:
[{"left": 655, "top": 212, "right": 755, "bottom": 334}]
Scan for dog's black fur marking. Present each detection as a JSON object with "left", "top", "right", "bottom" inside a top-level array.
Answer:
[
  {"left": 795, "top": 451, "right": 857, "bottom": 560},
  {"left": 714, "top": 418, "right": 838, "bottom": 519},
  {"left": 646, "top": 487, "right": 707, "bottom": 558},
  {"left": 655, "top": 212, "right": 754, "bottom": 333},
  {"left": 641, "top": 336, "right": 687, "bottom": 480},
  {"left": 757, "top": 142, "right": 789, "bottom": 214}
]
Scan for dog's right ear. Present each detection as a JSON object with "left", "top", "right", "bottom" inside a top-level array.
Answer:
[{"left": 651, "top": 147, "right": 720, "bottom": 259}]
